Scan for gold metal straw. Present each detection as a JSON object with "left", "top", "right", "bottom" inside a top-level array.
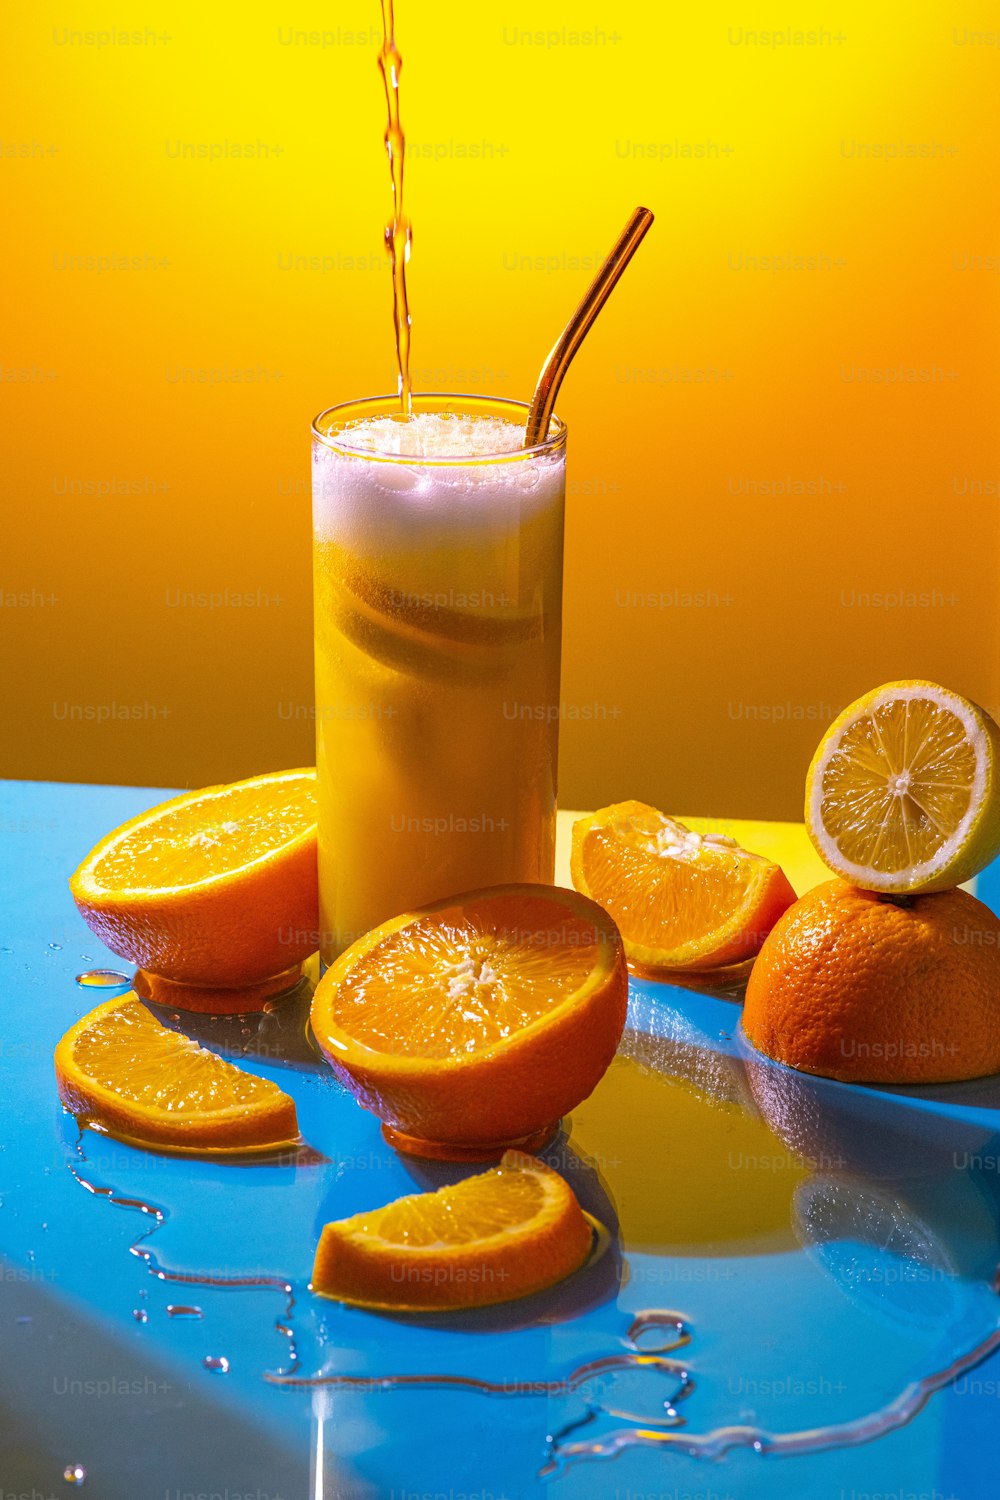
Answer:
[{"left": 525, "top": 206, "right": 655, "bottom": 446}]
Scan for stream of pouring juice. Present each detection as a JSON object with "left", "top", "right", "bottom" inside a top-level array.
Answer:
[{"left": 378, "top": 0, "right": 412, "bottom": 413}]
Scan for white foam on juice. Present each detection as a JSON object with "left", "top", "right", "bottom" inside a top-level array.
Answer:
[
  {"left": 334, "top": 412, "right": 529, "bottom": 460},
  {"left": 312, "top": 411, "right": 566, "bottom": 554}
]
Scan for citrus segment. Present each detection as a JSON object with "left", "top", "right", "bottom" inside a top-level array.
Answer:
[
  {"left": 805, "top": 682, "right": 1000, "bottom": 892},
  {"left": 69, "top": 768, "right": 319, "bottom": 998},
  {"left": 54, "top": 995, "right": 299, "bottom": 1153},
  {"left": 310, "top": 884, "right": 627, "bottom": 1158},
  {"left": 570, "top": 801, "right": 796, "bottom": 971},
  {"left": 312, "top": 1149, "right": 593, "bottom": 1309}
]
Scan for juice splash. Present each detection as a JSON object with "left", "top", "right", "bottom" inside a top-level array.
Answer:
[{"left": 378, "top": 0, "right": 413, "bottom": 413}]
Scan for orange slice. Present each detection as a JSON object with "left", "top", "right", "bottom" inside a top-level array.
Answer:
[
  {"left": 570, "top": 801, "right": 796, "bottom": 972},
  {"left": 312, "top": 1149, "right": 594, "bottom": 1310},
  {"left": 310, "top": 884, "right": 628, "bottom": 1159},
  {"left": 54, "top": 994, "right": 299, "bottom": 1154},
  {"left": 69, "top": 769, "right": 319, "bottom": 1003}
]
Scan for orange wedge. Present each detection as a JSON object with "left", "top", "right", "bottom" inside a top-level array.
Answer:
[
  {"left": 312, "top": 1150, "right": 594, "bottom": 1310},
  {"left": 54, "top": 994, "right": 299, "bottom": 1154},
  {"left": 570, "top": 801, "right": 796, "bottom": 972},
  {"left": 69, "top": 769, "right": 318, "bottom": 1008},
  {"left": 310, "top": 884, "right": 627, "bottom": 1159}
]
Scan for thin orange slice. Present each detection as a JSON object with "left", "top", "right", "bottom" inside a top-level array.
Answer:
[
  {"left": 310, "top": 884, "right": 627, "bottom": 1158},
  {"left": 69, "top": 769, "right": 318, "bottom": 995},
  {"left": 312, "top": 1150, "right": 594, "bottom": 1309},
  {"left": 54, "top": 995, "right": 299, "bottom": 1154},
  {"left": 571, "top": 801, "right": 796, "bottom": 972}
]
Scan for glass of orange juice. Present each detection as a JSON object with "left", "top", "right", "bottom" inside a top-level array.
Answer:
[{"left": 311, "top": 393, "right": 567, "bottom": 964}]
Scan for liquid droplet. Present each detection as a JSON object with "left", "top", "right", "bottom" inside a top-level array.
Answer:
[
  {"left": 48, "top": 942, "right": 62, "bottom": 951},
  {"left": 63, "top": 1466, "right": 86, "bottom": 1486},
  {"left": 167, "top": 1304, "right": 203, "bottom": 1319},
  {"left": 202, "top": 1355, "right": 230, "bottom": 1373},
  {"left": 132, "top": 1309, "right": 148, "bottom": 1323},
  {"left": 76, "top": 969, "right": 131, "bottom": 990}
]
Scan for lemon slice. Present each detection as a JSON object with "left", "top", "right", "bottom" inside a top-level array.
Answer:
[{"left": 805, "top": 681, "right": 1000, "bottom": 892}]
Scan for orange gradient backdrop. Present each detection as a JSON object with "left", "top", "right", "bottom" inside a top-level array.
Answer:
[{"left": 4, "top": 2, "right": 1000, "bottom": 819}]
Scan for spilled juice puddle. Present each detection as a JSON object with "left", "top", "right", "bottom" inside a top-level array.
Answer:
[
  {"left": 567, "top": 1049, "right": 808, "bottom": 1254},
  {"left": 67, "top": 1133, "right": 299, "bottom": 1376},
  {"left": 58, "top": 1015, "right": 1000, "bottom": 1483}
]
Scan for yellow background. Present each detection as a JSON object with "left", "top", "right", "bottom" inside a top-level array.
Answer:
[{"left": 4, "top": 2, "right": 1000, "bottom": 820}]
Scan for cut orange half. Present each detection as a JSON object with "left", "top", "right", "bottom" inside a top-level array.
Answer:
[
  {"left": 312, "top": 1150, "right": 594, "bottom": 1310},
  {"left": 805, "top": 681, "right": 1000, "bottom": 893},
  {"left": 570, "top": 801, "right": 796, "bottom": 972},
  {"left": 54, "top": 994, "right": 299, "bottom": 1154},
  {"left": 69, "top": 768, "right": 319, "bottom": 1006},
  {"left": 310, "top": 884, "right": 628, "bottom": 1159}
]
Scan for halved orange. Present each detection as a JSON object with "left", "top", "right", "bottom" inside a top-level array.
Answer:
[
  {"left": 69, "top": 769, "right": 318, "bottom": 1007},
  {"left": 54, "top": 994, "right": 299, "bottom": 1154},
  {"left": 744, "top": 880, "right": 1000, "bottom": 1084},
  {"left": 310, "top": 884, "right": 628, "bottom": 1159},
  {"left": 312, "top": 1150, "right": 594, "bottom": 1310},
  {"left": 570, "top": 801, "right": 796, "bottom": 972}
]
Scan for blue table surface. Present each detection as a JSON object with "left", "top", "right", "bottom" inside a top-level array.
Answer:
[{"left": 4, "top": 778, "right": 1000, "bottom": 1500}]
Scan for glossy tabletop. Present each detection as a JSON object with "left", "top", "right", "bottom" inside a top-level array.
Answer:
[{"left": 2, "top": 778, "right": 999, "bottom": 1500}]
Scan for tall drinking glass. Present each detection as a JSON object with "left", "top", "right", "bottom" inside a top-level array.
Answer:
[{"left": 311, "top": 393, "right": 567, "bottom": 965}]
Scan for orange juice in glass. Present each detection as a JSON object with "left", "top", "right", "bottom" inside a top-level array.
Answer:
[{"left": 311, "top": 393, "right": 567, "bottom": 964}]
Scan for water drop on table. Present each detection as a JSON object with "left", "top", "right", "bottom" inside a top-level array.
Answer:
[
  {"left": 167, "top": 1304, "right": 203, "bottom": 1319},
  {"left": 132, "top": 1308, "right": 148, "bottom": 1323},
  {"left": 48, "top": 942, "right": 62, "bottom": 951},
  {"left": 76, "top": 969, "right": 131, "bottom": 990},
  {"left": 203, "top": 1355, "right": 230, "bottom": 1373},
  {"left": 63, "top": 1465, "right": 86, "bottom": 1486}
]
